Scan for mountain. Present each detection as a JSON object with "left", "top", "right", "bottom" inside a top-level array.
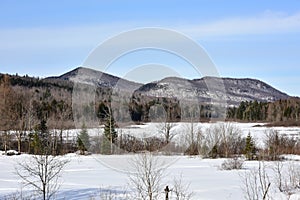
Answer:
[
  {"left": 46, "top": 67, "right": 142, "bottom": 92},
  {"left": 0, "top": 67, "right": 296, "bottom": 128},
  {"left": 135, "top": 76, "right": 289, "bottom": 106},
  {"left": 2, "top": 67, "right": 291, "bottom": 107},
  {"left": 47, "top": 67, "right": 290, "bottom": 108},
  {"left": 41, "top": 67, "right": 291, "bottom": 106}
]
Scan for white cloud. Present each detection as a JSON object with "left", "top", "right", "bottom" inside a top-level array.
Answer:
[
  {"left": 0, "top": 23, "right": 134, "bottom": 50},
  {"left": 181, "top": 11, "right": 300, "bottom": 37},
  {"left": 0, "top": 11, "right": 300, "bottom": 51},
  {"left": 0, "top": 11, "right": 300, "bottom": 57}
]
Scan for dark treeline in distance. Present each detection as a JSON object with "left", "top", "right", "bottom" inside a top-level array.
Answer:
[{"left": 227, "top": 98, "right": 300, "bottom": 125}]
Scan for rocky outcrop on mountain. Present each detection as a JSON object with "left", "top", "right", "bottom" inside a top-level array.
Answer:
[
  {"left": 47, "top": 67, "right": 142, "bottom": 92},
  {"left": 135, "top": 76, "right": 289, "bottom": 106}
]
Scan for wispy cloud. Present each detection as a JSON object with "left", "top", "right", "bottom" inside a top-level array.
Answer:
[
  {"left": 0, "top": 11, "right": 299, "bottom": 51},
  {"left": 0, "top": 23, "right": 134, "bottom": 50},
  {"left": 182, "top": 11, "right": 300, "bottom": 37}
]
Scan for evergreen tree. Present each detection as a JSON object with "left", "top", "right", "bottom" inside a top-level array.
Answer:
[
  {"left": 32, "top": 119, "right": 50, "bottom": 155},
  {"left": 77, "top": 123, "right": 90, "bottom": 155},
  {"left": 237, "top": 101, "right": 246, "bottom": 120},
  {"left": 97, "top": 102, "right": 109, "bottom": 122},
  {"left": 244, "top": 133, "right": 255, "bottom": 160},
  {"left": 102, "top": 112, "right": 118, "bottom": 154},
  {"left": 210, "top": 144, "right": 218, "bottom": 158}
]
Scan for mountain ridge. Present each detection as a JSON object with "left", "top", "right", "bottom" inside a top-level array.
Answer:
[
  {"left": 134, "top": 74, "right": 289, "bottom": 106},
  {"left": 0, "top": 67, "right": 298, "bottom": 128},
  {"left": 2, "top": 67, "right": 291, "bottom": 106},
  {"left": 46, "top": 67, "right": 143, "bottom": 91}
]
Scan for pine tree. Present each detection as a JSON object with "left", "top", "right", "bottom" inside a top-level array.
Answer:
[
  {"left": 32, "top": 119, "right": 50, "bottom": 155},
  {"left": 237, "top": 101, "right": 246, "bottom": 120},
  {"left": 244, "top": 133, "right": 255, "bottom": 160},
  {"left": 97, "top": 102, "right": 109, "bottom": 122},
  {"left": 210, "top": 144, "right": 218, "bottom": 158},
  {"left": 77, "top": 123, "right": 90, "bottom": 155},
  {"left": 102, "top": 112, "right": 118, "bottom": 154}
]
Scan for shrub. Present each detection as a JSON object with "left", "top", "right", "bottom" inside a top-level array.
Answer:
[{"left": 221, "top": 157, "right": 244, "bottom": 170}]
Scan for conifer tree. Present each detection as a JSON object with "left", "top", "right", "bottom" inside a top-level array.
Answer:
[
  {"left": 244, "top": 133, "right": 255, "bottom": 160},
  {"left": 77, "top": 123, "right": 90, "bottom": 155},
  {"left": 102, "top": 110, "right": 118, "bottom": 154},
  {"left": 32, "top": 119, "right": 50, "bottom": 155}
]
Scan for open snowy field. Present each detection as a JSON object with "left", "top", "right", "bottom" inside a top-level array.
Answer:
[
  {"left": 1, "top": 122, "right": 300, "bottom": 199},
  {"left": 56, "top": 122, "right": 300, "bottom": 147},
  {"left": 0, "top": 154, "right": 300, "bottom": 199}
]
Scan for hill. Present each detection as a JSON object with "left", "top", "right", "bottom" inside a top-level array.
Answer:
[{"left": 0, "top": 67, "right": 296, "bottom": 130}]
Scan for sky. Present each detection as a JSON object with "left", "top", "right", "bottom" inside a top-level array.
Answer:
[{"left": 0, "top": 0, "right": 300, "bottom": 96}]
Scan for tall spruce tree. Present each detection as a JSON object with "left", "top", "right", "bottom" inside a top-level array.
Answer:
[
  {"left": 244, "top": 133, "right": 255, "bottom": 160},
  {"left": 77, "top": 123, "right": 90, "bottom": 155},
  {"left": 32, "top": 119, "right": 50, "bottom": 155},
  {"left": 102, "top": 112, "right": 118, "bottom": 154}
]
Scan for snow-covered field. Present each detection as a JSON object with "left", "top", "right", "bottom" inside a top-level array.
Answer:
[
  {"left": 1, "top": 154, "right": 300, "bottom": 199},
  {"left": 56, "top": 122, "right": 300, "bottom": 147},
  {"left": 1, "top": 122, "right": 300, "bottom": 199}
]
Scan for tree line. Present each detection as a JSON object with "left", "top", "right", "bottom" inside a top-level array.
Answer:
[{"left": 227, "top": 98, "right": 300, "bottom": 123}]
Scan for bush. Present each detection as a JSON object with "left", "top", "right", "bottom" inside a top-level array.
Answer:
[{"left": 221, "top": 157, "right": 244, "bottom": 170}]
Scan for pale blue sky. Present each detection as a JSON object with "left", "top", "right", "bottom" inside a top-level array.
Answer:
[{"left": 0, "top": 0, "right": 300, "bottom": 96}]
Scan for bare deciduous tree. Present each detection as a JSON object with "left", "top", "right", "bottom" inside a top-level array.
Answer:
[
  {"left": 128, "top": 153, "right": 166, "bottom": 200},
  {"left": 172, "top": 174, "right": 193, "bottom": 200},
  {"left": 16, "top": 154, "right": 69, "bottom": 200},
  {"left": 0, "top": 75, "right": 17, "bottom": 154},
  {"left": 264, "top": 129, "right": 281, "bottom": 160},
  {"left": 272, "top": 160, "right": 300, "bottom": 198},
  {"left": 157, "top": 122, "right": 177, "bottom": 144},
  {"left": 240, "top": 161, "right": 271, "bottom": 200},
  {"left": 217, "top": 123, "right": 242, "bottom": 158},
  {"left": 241, "top": 159, "right": 300, "bottom": 200},
  {"left": 183, "top": 122, "right": 203, "bottom": 156},
  {"left": 204, "top": 124, "right": 221, "bottom": 158},
  {"left": 204, "top": 123, "right": 242, "bottom": 158}
]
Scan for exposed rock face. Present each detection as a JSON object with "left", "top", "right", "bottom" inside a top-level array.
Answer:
[
  {"left": 135, "top": 76, "right": 289, "bottom": 106},
  {"left": 48, "top": 67, "right": 142, "bottom": 92},
  {"left": 48, "top": 67, "right": 289, "bottom": 106}
]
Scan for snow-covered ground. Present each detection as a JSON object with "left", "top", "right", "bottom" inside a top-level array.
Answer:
[
  {"left": 0, "top": 154, "right": 300, "bottom": 199},
  {"left": 1, "top": 122, "right": 300, "bottom": 199},
  {"left": 9, "top": 122, "right": 300, "bottom": 148},
  {"left": 55, "top": 121, "right": 300, "bottom": 144}
]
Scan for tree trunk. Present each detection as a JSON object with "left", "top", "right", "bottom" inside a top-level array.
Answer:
[
  {"left": 4, "top": 132, "right": 7, "bottom": 155},
  {"left": 18, "top": 131, "right": 21, "bottom": 153}
]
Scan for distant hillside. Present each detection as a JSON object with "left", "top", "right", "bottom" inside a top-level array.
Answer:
[
  {"left": 0, "top": 67, "right": 296, "bottom": 130},
  {"left": 46, "top": 67, "right": 142, "bottom": 91},
  {"left": 45, "top": 67, "right": 290, "bottom": 106},
  {"left": 136, "top": 76, "right": 289, "bottom": 106},
  {"left": 0, "top": 73, "right": 74, "bottom": 131}
]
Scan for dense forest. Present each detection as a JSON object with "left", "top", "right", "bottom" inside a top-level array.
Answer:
[{"left": 227, "top": 98, "right": 300, "bottom": 124}]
